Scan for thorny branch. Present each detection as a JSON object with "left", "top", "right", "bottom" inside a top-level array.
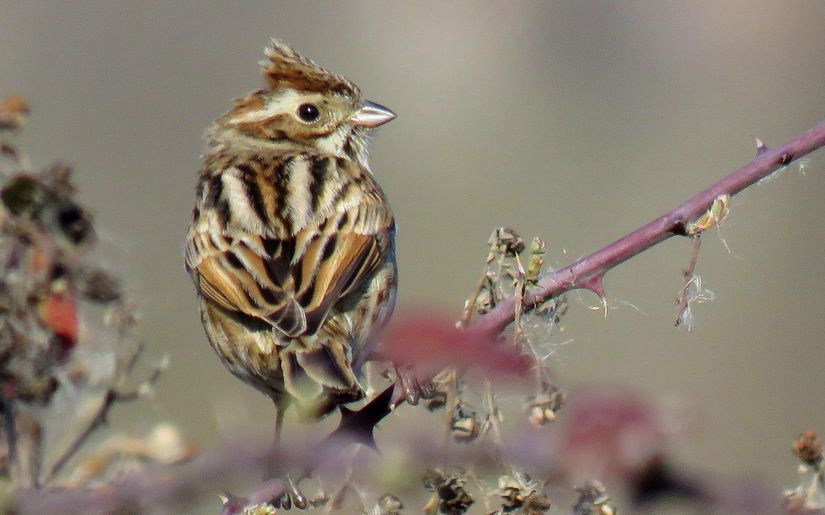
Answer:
[
  {"left": 475, "top": 120, "right": 825, "bottom": 336},
  {"left": 394, "top": 119, "right": 825, "bottom": 424},
  {"left": 220, "top": 121, "right": 825, "bottom": 512}
]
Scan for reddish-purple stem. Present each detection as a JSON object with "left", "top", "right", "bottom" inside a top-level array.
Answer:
[
  {"left": 473, "top": 120, "right": 825, "bottom": 335},
  {"left": 217, "top": 120, "right": 825, "bottom": 514},
  {"left": 220, "top": 120, "right": 825, "bottom": 513}
]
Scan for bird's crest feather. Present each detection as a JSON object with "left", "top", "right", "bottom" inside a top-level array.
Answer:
[{"left": 260, "top": 39, "right": 358, "bottom": 96}]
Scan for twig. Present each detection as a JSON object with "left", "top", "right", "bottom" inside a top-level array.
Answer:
[
  {"left": 466, "top": 468, "right": 494, "bottom": 513},
  {"left": 45, "top": 348, "right": 165, "bottom": 483},
  {"left": 1, "top": 392, "right": 18, "bottom": 470}
]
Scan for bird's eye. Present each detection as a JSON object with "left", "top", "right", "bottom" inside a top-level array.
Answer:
[{"left": 296, "top": 103, "right": 320, "bottom": 123}]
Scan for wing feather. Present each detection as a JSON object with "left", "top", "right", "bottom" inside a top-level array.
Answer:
[{"left": 188, "top": 167, "right": 393, "bottom": 339}]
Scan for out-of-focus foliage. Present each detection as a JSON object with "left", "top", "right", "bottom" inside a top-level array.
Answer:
[{"left": 0, "top": 96, "right": 187, "bottom": 495}]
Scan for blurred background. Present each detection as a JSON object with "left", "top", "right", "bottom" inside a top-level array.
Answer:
[{"left": 1, "top": 0, "right": 824, "bottom": 510}]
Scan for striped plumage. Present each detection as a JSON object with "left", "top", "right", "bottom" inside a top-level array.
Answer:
[{"left": 185, "top": 40, "right": 397, "bottom": 422}]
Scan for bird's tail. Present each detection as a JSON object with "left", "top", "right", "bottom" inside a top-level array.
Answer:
[{"left": 279, "top": 339, "right": 364, "bottom": 421}]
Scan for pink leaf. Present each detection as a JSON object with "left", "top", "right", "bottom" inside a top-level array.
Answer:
[{"left": 378, "top": 311, "right": 529, "bottom": 380}]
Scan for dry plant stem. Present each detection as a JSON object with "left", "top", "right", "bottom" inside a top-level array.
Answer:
[
  {"left": 45, "top": 349, "right": 164, "bottom": 483},
  {"left": 1, "top": 395, "right": 18, "bottom": 468},
  {"left": 460, "top": 271, "right": 488, "bottom": 325},
  {"left": 13, "top": 414, "right": 43, "bottom": 489},
  {"left": 675, "top": 236, "right": 702, "bottom": 327},
  {"left": 482, "top": 381, "right": 516, "bottom": 478},
  {"left": 482, "top": 383, "right": 503, "bottom": 449},
  {"left": 466, "top": 468, "right": 493, "bottom": 513},
  {"left": 511, "top": 259, "right": 526, "bottom": 346},
  {"left": 45, "top": 391, "right": 125, "bottom": 483},
  {"left": 441, "top": 370, "right": 459, "bottom": 448},
  {"left": 523, "top": 327, "right": 553, "bottom": 392}
]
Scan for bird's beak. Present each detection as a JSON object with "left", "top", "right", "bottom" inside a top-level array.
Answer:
[{"left": 351, "top": 100, "right": 396, "bottom": 128}]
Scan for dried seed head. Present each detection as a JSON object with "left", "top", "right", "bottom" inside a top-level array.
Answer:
[
  {"left": 793, "top": 430, "right": 823, "bottom": 466},
  {"left": 422, "top": 468, "right": 444, "bottom": 491},
  {"left": 1, "top": 175, "right": 43, "bottom": 215},
  {"left": 56, "top": 201, "right": 95, "bottom": 246},
  {"left": 491, "top": 227, "right": 525, "bottom": 256},
  {"left": 498, "top": 474, "right": 551, "bottom": 514},
  {"left": 376, "top": 494, "right": 403, "bottom": 515},
  {"left": 424, "top": 390, "right": 447, "bottom": 411},
  {"left": 78, "top": 268, "right": 122, "bottom": 303},
  {"left": 423, "top": 469, "right": 474, "bottom": 514},
  {"left": 474, "top": 288, "right": 494, "bottom": 315},
  {"left": 144, "top": 423, "right": 198, "bottom": 464},
  {"left": 572, "top": 481, "right": 616, "bottom": 515},
  {"left": 0, "top": 164, "right": 103, "bottom": 401},
  {"left": 525, "top": 384, "right": 566, "bottom": 427},
  {"left": 451, "top": 405, "right": 480, "bottom": 443},
  {"left": 528, "top": 405, "right": 555, "bottom": 426}
]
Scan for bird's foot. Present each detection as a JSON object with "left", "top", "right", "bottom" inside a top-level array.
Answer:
[
  {"left": 269, "top": 472, "right": 308, "bottom": 510},
  {"left": 392, "top": 365, "right": 437, "bottom": 408}
]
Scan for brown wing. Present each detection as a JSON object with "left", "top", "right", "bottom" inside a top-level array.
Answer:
[{"left": 189, "top": 200, "right": 393, "bottom": 338}]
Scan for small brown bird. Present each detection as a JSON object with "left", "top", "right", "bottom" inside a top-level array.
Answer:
[{"left": 185, "top": 40, "right": 397, "bottom": 435}]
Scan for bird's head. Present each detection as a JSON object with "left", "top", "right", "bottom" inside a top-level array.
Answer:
[{"left": 210, "top": 40, "right": 395, "bottom": 160}]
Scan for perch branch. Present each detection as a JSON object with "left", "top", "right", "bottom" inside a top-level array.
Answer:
[
  {"left": 475, "top": 121, "right": 825, "bottom": 335},
  {"left": 345, "top": 119, "right": 825, "bottom": 453},
  {"left": 223, "top": 119, "right": 825, "bottom": 512}
]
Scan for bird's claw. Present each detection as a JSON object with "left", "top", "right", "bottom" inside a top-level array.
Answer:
[
  {"left": 392, "top": 366, "right": 437, "bottom": 408},
  {"left": 272, "top": 473, "right": 308, "bottom": 510}
]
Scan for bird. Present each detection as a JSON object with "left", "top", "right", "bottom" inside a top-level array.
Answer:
[{"left": 184, "top": 40, "right": 397, "bottom": 446}]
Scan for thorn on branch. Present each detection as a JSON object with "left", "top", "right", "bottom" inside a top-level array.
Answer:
[
  {"left": 754, "top": 136, "right": 769, "bottom": 156},
  {"left": 580, "top": 275, "right": 608, "bottom": 317},
  {"left": 327, "top": 385, "right": 394, "bottom": 451}
]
